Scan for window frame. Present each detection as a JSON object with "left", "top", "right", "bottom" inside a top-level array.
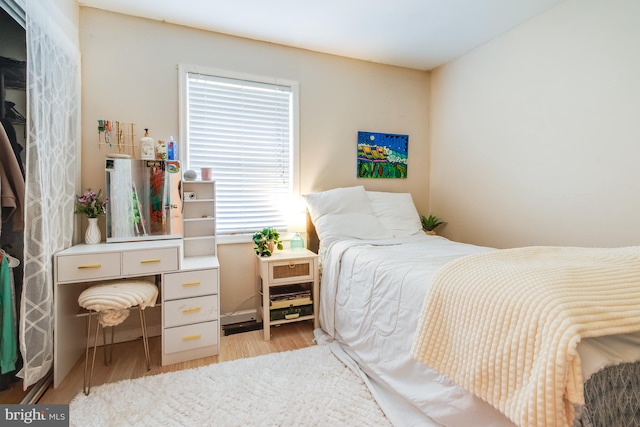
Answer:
[{"left": 178, "top": 64, "right": 300, "bottom": 243}]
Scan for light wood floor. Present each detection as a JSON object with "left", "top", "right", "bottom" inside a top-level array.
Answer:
[
  {"left": 0, "top": 378, "right": 29, "bottom": 404},
  {"left": 39, "top": 321, "right": 315, "bottom": 404}
]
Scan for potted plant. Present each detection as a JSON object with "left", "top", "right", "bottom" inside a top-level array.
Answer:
[
  {"left": 421, "top": 214, "right": 446, "bottom": 236},
  {"left": 253, "top": 227, "right": 284, "bottom": 257}
]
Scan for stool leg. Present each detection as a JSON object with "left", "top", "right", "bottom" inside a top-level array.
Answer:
[
  {"left": 83, "top": 311, "right": 101, "bottom": 396},
  {"left": 103, "top": 325, "right": 115, "bottom": 366},
  {"left": 138, "top": 308, "right": 151, "bottom": 370}
]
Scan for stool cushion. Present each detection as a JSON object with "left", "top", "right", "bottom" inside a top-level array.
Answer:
[
  {"left": 97, "top": 309, "right": 130, "bottom": 327},
  {"left": 78, "top": 280, "right": 158, "bottom": 327}
]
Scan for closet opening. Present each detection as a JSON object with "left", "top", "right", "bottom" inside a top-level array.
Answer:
[{"left": 0, "top": 3, "right": 36, "bottom": 405}]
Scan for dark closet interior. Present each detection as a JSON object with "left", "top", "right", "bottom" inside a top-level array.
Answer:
[{"left": 0, "top": 5, "right": 27, "bottom": 402}]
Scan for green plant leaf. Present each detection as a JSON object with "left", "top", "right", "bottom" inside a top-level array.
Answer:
[
  {"left": 253, "top": 226, "right": 283, "bottom": 256},
  {"left": 421, "top": 214, "right": 446, "bottom": 231}
]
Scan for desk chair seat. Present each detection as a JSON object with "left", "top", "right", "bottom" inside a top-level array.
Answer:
[{"left": 78, "top": 279, "right": 158, "bottom": 395}]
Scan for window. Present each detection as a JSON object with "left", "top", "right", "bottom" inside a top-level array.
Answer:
[{"left": 179, "top": 65, "right": 299, "bottom": 236}]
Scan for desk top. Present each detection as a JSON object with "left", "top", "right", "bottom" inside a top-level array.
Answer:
[
  {"left": 255, "top": 248, "right": 318, "bottom": 264},
  {"left": 56, "top": 239, "right": 182, "bottom": 256},
  {"left": 56, "top": 240, "right": 219, "bottom": 271}
]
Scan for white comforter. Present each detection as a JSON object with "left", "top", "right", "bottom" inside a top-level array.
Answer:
[{"left": 319, "top": 234, "right": 640, "bottom": 427}]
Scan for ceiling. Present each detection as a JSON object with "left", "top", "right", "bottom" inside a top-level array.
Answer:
[{"left": 77, "top": 0, "right": 562, "bottom": 71}]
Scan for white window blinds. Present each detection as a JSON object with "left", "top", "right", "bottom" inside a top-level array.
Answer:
[{"left": 185, "top": 72, "right": 294, "bottom": 235}]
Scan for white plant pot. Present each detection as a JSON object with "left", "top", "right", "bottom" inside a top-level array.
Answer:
[{"left": 85, "top": 217, "right": 101, "bottom": 244}]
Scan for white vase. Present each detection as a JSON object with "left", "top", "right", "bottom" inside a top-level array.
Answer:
[{"left": 85, "top": 217, "right": 101, "bottom": 244}]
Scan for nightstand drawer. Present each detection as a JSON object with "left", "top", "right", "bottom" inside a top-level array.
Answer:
[
  {"left": 164, "top": 321, "right": 218, "bottom": 354},
  {"left": 122, "top": 247, "right": 179, "bottom": 275},
  {"left": 56, "top": 253, "right": 121, "bottom": 283},
  {"left": 163, "top": 269, "right": 218, "bottom": 301},
  {"left": 163, "top": 295, "right": 218, "bottom": 328},
  {"left": 269, "top": 258, "right": 314, "bottom": 284}
]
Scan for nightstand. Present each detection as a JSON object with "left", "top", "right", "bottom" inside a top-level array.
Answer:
[{"left": 255, "top": 248, "right": 319, "bottom": 340}]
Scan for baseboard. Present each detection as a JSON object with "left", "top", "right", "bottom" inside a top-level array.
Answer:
[{"left": 220, "top": 309, "right": 256, "bottom": 326}]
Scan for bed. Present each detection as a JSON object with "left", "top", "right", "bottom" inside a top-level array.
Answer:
[{"left": 303, "top": 185, "right": 640, "bottom": 427}]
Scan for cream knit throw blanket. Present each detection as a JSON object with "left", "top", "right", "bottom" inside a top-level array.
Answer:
[{"left": 411, "top": 246, "right": 640, "bottom": 427}]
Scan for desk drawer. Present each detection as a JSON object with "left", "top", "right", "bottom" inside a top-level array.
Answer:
[
  {"left": 163, "top": 320, "right": 218, "bottom": 354},
  {"left": 122, "top": 247, "right": 179, "bottom": 276},
  {"left": 56, "top": 253, "right": 121, "bottom": 283},
  {"left": 163, "top": 269, "right": 218, "bottom": 301},
  {"left": 164, "top": 295, "right": 218, "bottom": 328}
]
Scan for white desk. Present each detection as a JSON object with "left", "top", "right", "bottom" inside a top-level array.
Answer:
[{"left": 53, "top": 240, "right": 219, "bottom": 387}]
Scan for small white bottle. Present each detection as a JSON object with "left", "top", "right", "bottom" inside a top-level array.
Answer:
[{"left": 140, "top": 128, "right": 155, "bottom": 160}]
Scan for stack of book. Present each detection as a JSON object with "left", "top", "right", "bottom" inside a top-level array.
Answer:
[{"left": 269, "top": 284, "right": 313, "bottom": 320}]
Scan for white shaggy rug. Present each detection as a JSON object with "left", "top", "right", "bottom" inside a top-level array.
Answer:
[{"left": 70, "top": 344, "right": 390, "bottom": 427}]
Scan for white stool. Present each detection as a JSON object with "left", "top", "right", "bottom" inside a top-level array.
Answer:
[{"left": 78, "top": 279, "right": 158, "bottom": 395}]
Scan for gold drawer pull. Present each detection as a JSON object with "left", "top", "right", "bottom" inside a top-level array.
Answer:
[
  {"left": 182, "top": 334, "right": 201, "bottom": 341},
  {"left": 182, "top": 307, "right": 201, "bottom": 314},
  {"left": 289, "top": 262, "right": 296, "bottom": 268},
  {"left": 140, "top": 259, "right": 161, "bottom": 264},
  {"left": 78, "top": 264, "right": 101, "bottom": 269},
  {"left": 182, "top": 281, "right": 201, "bottom": 287}
]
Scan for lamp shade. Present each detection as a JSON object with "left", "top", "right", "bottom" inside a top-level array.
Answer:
[{"left": 288, "top": 210, "right": 307, "bottom": 233}]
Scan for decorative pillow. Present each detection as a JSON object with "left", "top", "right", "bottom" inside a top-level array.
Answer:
[
  {"left": 366, "top": 191, "right": 422, "bottom": 238},
  {"left": 302, "top": 186, "right": 392, "bottom": 240}
]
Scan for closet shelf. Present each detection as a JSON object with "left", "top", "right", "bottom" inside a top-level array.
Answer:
[{"left": 0, "top": 56, "right": 27, "bottom": 90}]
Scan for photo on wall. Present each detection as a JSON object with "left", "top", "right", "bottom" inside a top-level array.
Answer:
[{"left": 357, "top": 131, "right": 408, "bottom": 178}]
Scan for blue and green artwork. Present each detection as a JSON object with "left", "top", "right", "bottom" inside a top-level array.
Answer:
[{"left": 357, "top": 131, "right": 408, "bottom": 178}]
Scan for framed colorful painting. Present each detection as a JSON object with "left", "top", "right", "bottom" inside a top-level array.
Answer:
[{"left": 357, "top": 131, "right": 408, "bottom": 178}]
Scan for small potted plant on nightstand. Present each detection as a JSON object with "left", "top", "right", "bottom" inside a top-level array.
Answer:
[
  {"left": 253, "top": 227, "right": 284, "bottom": 257},
  {"left": 421, "top": 214, "right": 446, "bottom": 236}
]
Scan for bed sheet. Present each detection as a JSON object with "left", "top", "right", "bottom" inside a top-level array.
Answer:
[{"left": 319, "top": 234, "right": 640, "bottom": 427}]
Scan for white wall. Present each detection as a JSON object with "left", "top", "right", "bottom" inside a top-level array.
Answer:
[
  {"left": 78, "top": 8, "right": 430, "bottom": 316},
  {"left": 430, "top": 0, "right": 640, "bottom": 249},
  {"left": 53, "top": 0, "right": 78, "bottom": 26}
]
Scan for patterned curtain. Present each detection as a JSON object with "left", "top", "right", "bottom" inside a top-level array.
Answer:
[{"left": 18, "top": 0, "right": 79, "bottom": 388}]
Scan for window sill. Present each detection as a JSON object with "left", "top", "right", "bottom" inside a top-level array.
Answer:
[{"left": 217, "top": 232, "right": 304, "bottom": 245}]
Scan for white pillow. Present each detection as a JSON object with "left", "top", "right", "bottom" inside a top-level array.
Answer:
[
  {"left": 302, "top": 186, "right": 393, "bottom": 240},
  {"left": 367, "top": 191, "right": 422, "bottom": 238}
]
